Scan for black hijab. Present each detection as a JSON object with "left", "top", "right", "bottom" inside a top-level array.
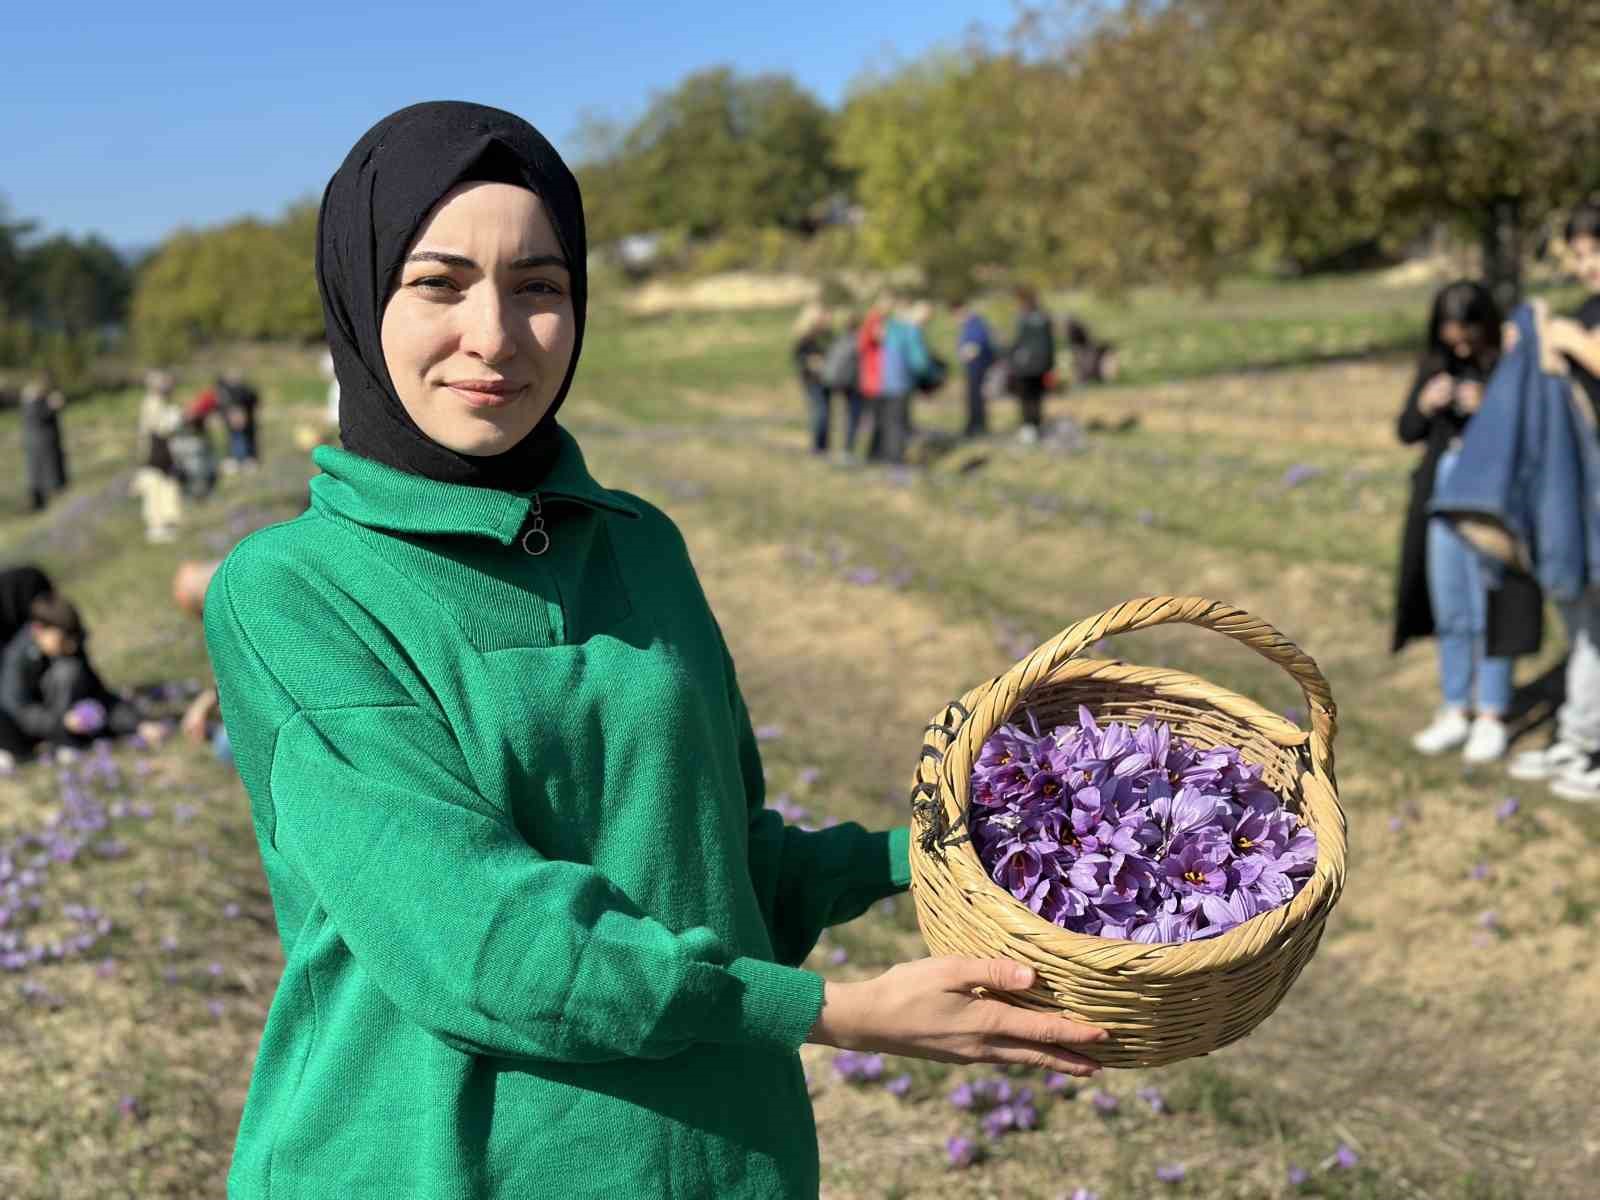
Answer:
[{"left": 316, "top": 101, "right": 586, "bottom": 491}]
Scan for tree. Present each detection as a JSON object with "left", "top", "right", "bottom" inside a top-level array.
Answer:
[
  {"left": 22, "top": 233, "right": 132, "bottom": 333},
  {"left": 835, "top": 54, "right": 1021, "bottom": 295},
  {"left": 576, "top": 68, "right": 842, "bottom": 241},
  {"left": 130, "top": 202, "right": 322, "bottom": 360},
  {"left": 1011, "top": 0, "right": 1600, "bottom": 300}
]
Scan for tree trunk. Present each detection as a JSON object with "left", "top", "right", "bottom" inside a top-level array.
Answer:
[{"left": 1482, "top": 197, "right": 1523, "bottom": 313}]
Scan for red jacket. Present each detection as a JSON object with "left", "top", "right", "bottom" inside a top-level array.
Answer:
[{"left": 856, "top": 310, "right": 885, "bottom": 399}]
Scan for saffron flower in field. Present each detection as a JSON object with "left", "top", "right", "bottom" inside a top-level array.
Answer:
[
  {"left": 1282, "top": 463, "right": 1324, "bottom": 489},
  {"left": 1287, "top": 1165, "right": 1309, "bottom": 1187},
  {"left": 886, "top": 1074, "right": 912, "bottom": 1098},
  {"left": 65, "top": 699, "right": 107, "bottom": 735},
  {"left": 1333, "top": 1143, "right": 1359, "bottom": 1169},
  {"left": 1495, "top": 796, "right": 1519, "bottom": 822},
  {"left": 1089, "top": 1089, "right": 1119, "bottom": 1114},
  {"left": 949, "top": 1081, "right": 977, "bottom": 1109},
  {"left": 1066, "top": 1190, "right": 1099, "bottom": 1200},
  {"left": 946, "top": 1135, "right": 979, "bottom": 1168},
  {"left": 1136, "top": 1085, "right": 1169, "bottom": 1114},
  {"left": 1155, "top": 1162, "right": 1187, "bottom": 1183},
  {"left": 831, "top": 1050, "right": 882, "bottom": 1082},
  {"left": 970, "top": 709, "right": 1316, "bottom": 942},
  {"left": 981, "top": 1105, "right": 1016, "bottom": 1138},
  {"left": 1043, "top": 1071, "right": 1075, "bottom": 1093}
]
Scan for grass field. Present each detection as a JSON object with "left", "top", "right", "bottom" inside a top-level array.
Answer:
[{"left": 2, "top": 271, "right": 1597, "bottom": 1198}]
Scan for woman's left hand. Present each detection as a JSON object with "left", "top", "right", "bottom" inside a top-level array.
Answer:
[{"left": 1453, "top": 380, "right": 1484, "bottom": 414}]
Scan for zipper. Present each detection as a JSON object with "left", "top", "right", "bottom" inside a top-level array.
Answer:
[{"left": 519, "top": 493, "right": 550, "bottom": 556}]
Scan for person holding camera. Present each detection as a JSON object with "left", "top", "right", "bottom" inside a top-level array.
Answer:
[{"left": 1395, "top": 280, "right": 1531, "bottom": 763}]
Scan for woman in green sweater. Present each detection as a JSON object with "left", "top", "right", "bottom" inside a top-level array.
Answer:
[{"left": 204, "top": 102, "right": 1105, "bottom": 1200}]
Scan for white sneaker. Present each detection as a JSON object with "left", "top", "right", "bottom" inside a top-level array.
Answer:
[
  {"left": 1507, "top": 739, "right": 1590, "bottom": 781},
  {"left": 1462, "top": 716, "right": 1509, "bottom": 764},
  {"left": 1550, "top": 756, "right": 1600, "bottom": 803},
  {"left": 1412, "top": 708, "right": 1471, "bottom": 756}
]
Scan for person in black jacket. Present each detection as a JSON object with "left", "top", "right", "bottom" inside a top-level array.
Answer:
[
  {"left": 0, "top": 593, "right": 166, "bottom": 768},
  {"left": 1395, "top": 280, "right": 1536, "bottom": 764},
  {"left": 1008, "top": 286, "right": 1056, "bottom": 444}
]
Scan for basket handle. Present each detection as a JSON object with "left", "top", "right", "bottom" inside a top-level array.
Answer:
[{"left": 936, "top": 596, "right": 1336, "bottom": 812}]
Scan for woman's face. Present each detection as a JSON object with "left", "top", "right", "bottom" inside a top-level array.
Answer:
[
  {"left": 1439, "top": 319, "right": 1480, "bottom": 361},
  {"left": 380, "top": 182, "right": 575, "bottom": 456},
  {"left": 1569, "top": 234, "right": 1600, "bottom": 295}
]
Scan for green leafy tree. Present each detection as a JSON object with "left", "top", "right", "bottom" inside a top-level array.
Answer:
[
  {"left": 130, "top": 201, "right": 322, "bottom": 360},
  {"left": 578, "top": 67, "right": 841, "bottom": 241},
  {"left": 834, "top": 54, "right": 1020, "bottom": 296}
]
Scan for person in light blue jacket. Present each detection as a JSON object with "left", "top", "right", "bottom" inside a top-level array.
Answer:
[{"left": 875, "top": 299, "right": 932, "bottom": 465}]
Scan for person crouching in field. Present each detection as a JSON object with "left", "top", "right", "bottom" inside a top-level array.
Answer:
[
  {"left": 1397, "top": 281, "right": 1527, "bottom": 764},
  {"left": 0, "top": 594, "right": 167, "bottom": 770},
  {"left": 1508, "top": 202, "right": 1600, "bottom": 802},
  {"left": 791, "top": 302, "right": 834, "bottom": 456},
  {"left": 203, "top": 101, "right": 1107, "bottom": 1200}
]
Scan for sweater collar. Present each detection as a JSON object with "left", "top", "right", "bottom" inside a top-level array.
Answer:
[{"left": 309, "top": 425, "right": 640, "bottom": 543}]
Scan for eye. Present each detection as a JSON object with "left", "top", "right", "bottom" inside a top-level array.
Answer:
[
  {"left": 518, "top": 279, "right": 564, "bottom": 297},
  {"left": 408, "top": 275, "right": 458, "bottom": 293}
]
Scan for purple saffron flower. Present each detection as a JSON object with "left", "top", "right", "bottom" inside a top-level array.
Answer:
[
  {"left": 1136, "top": 1085, "right": 1169, "bottom": 1114},
  {"left": 1161, "top": 838, "right": 1228, "bottom": 896},
  {"left": 827, "top": 947, "right": 849, "bottom": 966},
  {"left": 1469, "top": 861, "right": 1491, "bottom": 881},
  {"left": 1282, "top": 463, "right": 1323, "bottom": 489},
  {"left": 1155, "top": 1162, "right": 1187, "bottom": 1183},
  {"left": 886, "top": 1073, "right": 912, "bottom": 1098},
  {"left": 1287, "top": 1165, "right": 1309, "bottom": 1187},
  {"left": 1495, "top": 796, "right": 1519, "bottom": 821},
  {"left": 1089, "top": 1089, "right": 1119, "bottom": 1114},
  {"left": 208, "top": 999, "right": 225, "bottom": 1018},
  {"left": 1014, "top": 1102, "right": 1039, "bottom": 1130},
  {"left": 1069, "top": 1190, "right": 1099, "bottom": 1200},
  {"left": 1333, "top": 1143, "right": 1359, "bottom": 1169},
  {"left": 754, "top": 724, "right": 783, "bottom": 741},
  {"left": 1043, "top": 1071, "right": 1075, "bottom": 1094},
  {"left": 945, "top": 1135, "right": 979, "bottom": 1168},
  {"left": 982, "top": 1105, "right": 1017, "bottom": 1138},
  {"left": 207, "top": 961, "right": 224, "bottom": 978},
  {"left": 118, "top": 1095, "right": 140, "bottom": 1120},
  {"left": 949, "top": 1081, "right": 977, "bottom": 1109}
]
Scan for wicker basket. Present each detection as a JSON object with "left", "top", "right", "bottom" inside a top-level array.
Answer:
[{"left": 908, "top": 596, "right": 1346, "bottom": 1069}]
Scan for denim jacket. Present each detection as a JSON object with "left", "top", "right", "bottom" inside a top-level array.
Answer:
[{"left": 1429, "top": 304, "right": 1600, "bottom": 604}]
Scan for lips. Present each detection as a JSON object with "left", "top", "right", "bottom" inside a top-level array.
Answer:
[{"left": 445, "top": 380, "right": 526, "bottom": 408}]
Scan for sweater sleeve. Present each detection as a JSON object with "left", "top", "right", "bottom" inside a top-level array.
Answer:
[
  {"left": 1398, "top": 367, "right": 1435, "bottom": 445},
  {"left": 722, "top": 637, "right": 912, "bottom": 968},
  {"left": 207, "top": 566, "right": 825, "bottom": 1065}
]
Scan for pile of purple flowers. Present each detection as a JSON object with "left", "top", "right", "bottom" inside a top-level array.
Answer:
[{"left": 970, "top": 707, "right": 1317, "bottom": 943}]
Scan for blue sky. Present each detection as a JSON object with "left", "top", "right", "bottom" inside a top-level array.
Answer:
[{"left": 7, "top": 0, "right": 1018, "bottom": 251}]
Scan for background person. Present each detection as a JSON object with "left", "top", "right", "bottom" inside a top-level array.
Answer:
[
  {"left": 953, "top": 296, "right": 996, "bottom": 437},
  {"left": 1008, "top": 286, "right": 1056, "bottom": 443},
  {"left": 0, "top": 594, "right": 166, "bottom": 768},
  {"left": 1509, "top": 202, "right": 1600, "bottom": 801},
  {"left": 20, "top": 377, "right": 69, "bottom": 511},
  {"left": 791, "top": 302, "right": 834, "bottom": 455},
  {"left": 1396, "top": 281, "right": 1523, "bottom": 764}
]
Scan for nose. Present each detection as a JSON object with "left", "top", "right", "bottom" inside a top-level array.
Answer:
[{"left": 459, "top": 287, "right": 516, "bottom": 366}]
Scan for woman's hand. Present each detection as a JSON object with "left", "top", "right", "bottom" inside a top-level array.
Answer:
[
  {"left": 1453, "top": 380, "right": 1484, "bottom": 414},
  {"left": 1502, "top": 321, "right": 1520, "bottom": 353},
  {"left": 808, "top": 957, "right": 1108, "bottom": 1077},
  {"left": 1417, "top": 373, "right": 1455, "bottom": 415}
]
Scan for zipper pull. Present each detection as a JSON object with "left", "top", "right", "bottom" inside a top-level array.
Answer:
[{"left": 519, "top": 494, "right": 550, "bottom": 556}]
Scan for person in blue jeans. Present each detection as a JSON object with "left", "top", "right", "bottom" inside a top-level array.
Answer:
[{"left": 1398, "top": 281, "right": 1515, "bottom": 763}]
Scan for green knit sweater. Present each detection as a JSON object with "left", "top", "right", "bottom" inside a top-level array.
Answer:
[{"left": 204, "top": 428, "right": 912, "bottom": 1199}]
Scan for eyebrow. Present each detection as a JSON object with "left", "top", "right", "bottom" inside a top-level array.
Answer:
[{"left": 404, "top": 251, "right": 569, "bottom": 271}]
